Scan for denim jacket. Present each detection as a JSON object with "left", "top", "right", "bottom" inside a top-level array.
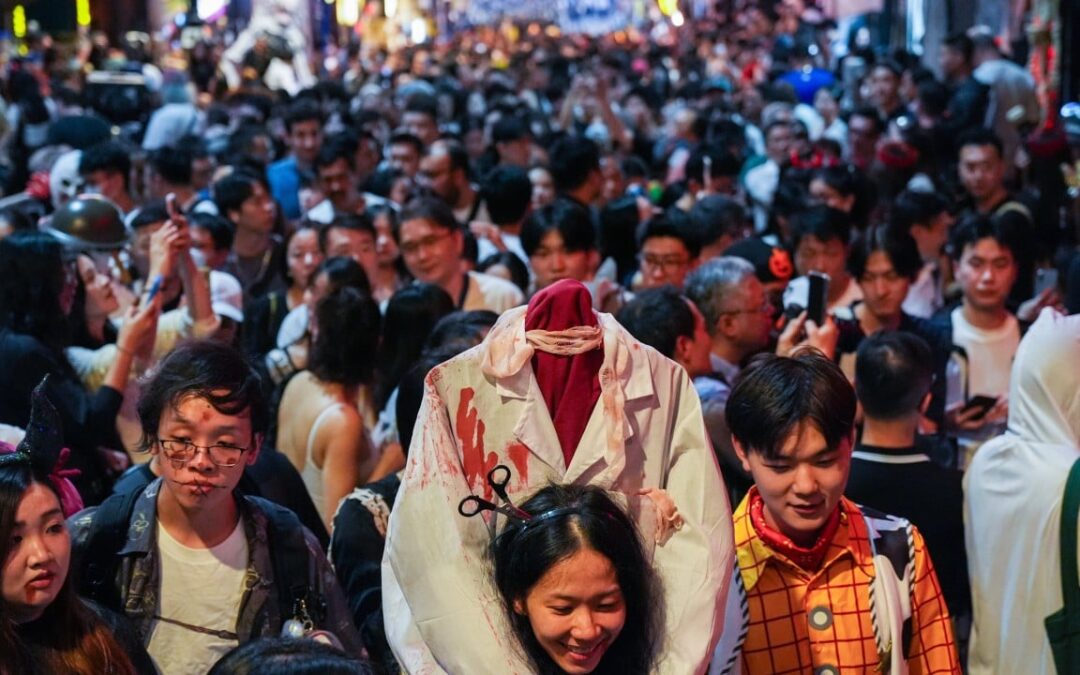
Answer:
[{"left": 68, "top": 478, "right": 361, "bottom": 655}]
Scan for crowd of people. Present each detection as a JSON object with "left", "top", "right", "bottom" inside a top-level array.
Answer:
[{"left": 0, "top": 2, "right": 1079, "bottom": 674}]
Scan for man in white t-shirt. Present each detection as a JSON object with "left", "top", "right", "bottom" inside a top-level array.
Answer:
[{"left": 70, "top": 342, "right": 360, "bottom": 674}]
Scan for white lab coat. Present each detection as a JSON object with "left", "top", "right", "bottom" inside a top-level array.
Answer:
[
  {"left": 383, "top": 307, "right": 734, "bottom": 674},
  {"left": 965, "top": 309, "right": 1080, "bottom": 675}
]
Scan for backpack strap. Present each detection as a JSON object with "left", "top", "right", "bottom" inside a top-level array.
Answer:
[
  {"left": 80, "top": 487, "right": 143, "bottom": 612},
  {"left": 248, "top": 496, "right": 324, "bottom": 629}
]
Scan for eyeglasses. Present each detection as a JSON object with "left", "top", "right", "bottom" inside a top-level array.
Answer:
[
  {"left": 157, "top": 439, "right": 249, "bottom": 467},
  {"left": 720, "top": 299, "right": 774, "bottom": 316},
  {"left": 641, "top": 255, "right": 690, "bottom": 272},
  {"left": 400, "top": 231, "right": 453, "bottom": 257}
]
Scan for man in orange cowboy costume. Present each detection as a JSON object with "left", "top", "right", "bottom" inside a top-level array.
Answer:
[{"left": 711, "top": 350, "right": 960, "bottom": 674}]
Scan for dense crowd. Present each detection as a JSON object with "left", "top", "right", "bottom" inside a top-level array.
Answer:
[{"left": 0, "top": 3, "right": 1078, "bottom": 674}]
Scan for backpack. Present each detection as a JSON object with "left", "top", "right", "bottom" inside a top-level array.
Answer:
[{"left": 79, "top": 486, "right": 324, "bottom": 633}]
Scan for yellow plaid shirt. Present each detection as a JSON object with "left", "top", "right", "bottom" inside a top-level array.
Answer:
[{"left": 733, "top": 494, "right": 961, "bottom": 674}]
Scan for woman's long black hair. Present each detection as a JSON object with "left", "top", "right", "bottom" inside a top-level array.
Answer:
[
  {"left": 491, "top": 484, "right": 662, "bottom": 675},
  {"left": 0, "top": 231, "right": 71, "bottom": 354}
]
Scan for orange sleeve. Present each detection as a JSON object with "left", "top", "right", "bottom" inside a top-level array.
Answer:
[{"left": 907, "top": 525, "right": 962, "bottom": 674}]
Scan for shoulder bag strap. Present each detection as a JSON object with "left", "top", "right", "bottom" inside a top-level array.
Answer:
[{"left": 1059, "top": 460, "right": 1080, "bottom": 611}]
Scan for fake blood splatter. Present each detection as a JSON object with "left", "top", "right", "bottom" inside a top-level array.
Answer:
[
  {"left": 506, "top": 442, "right": 530, "bottom": 487},
  {"left": 457, "top": 388, "right": 497, "bottom": 500}
]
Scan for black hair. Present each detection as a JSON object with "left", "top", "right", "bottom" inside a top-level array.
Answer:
[
  {"left": 946, "top": 212, "right": 1021, "bottom": 262},
  {"left": 620, "top": 156, "right": 649, "bottom": 181},
  {"left": 688, "top": 196, "right": 747, "bottom": 252},
  {"left": 477, "top": 252, "right": 530, "bottom": 294},
  {"left": 943, "top": 32, "right": 975, "bottom": 64},
  {"left": 684, "top": 146, "right": 741, "bottom": 185},
  {"left": 67, "top": 254, "right": 119, "bottom": 349},
  {"left": 137, "top": 340, "right": 269, "bottom": 452},
  {"left": 388, "top": 132, "right": 424, "bottom": 156},
  {"left": 403, "top": 93, "right": 439, "bottom": 121},
  {"left": 283, "top": 99, "right": 325, "bottom": 133},
  {"left": 957, "top": 127, "right": 1004, "bottom": 159},
  {"left": 130, "top": 200, "right": 170, "bottom": 231},
  {"left": 395, "top": 344, "right": 467, "bottom": 454},
  {"left": 847, "top": 106, "right": 885, "bottom": 135},
  {"left": 318, "top": 214, "right": 376, "bottom": 255},
  {"left": 400, "top": 196, "right": 460, "bottom": 233},
  {"left": 214, "top": 173, "right": 259, "bottom": 218},
  {"left": 548, "top": 136, "right": 600, "bottom": 193},
  {"left": 871, "top": 58, "right": 903, "bottom": 78},
  {"left": 638, "top": 209, "right": 702, "bottom": 259},
  {"left": 375, "top": 283, "right": 455, "bottom": 410},
  {"left": 481, "top": 165, "right": 532, "bottom": 226},
  {"left": 889, "top": 189, "right": 950, "bottom": 233},
  {"left": 491, "top": 483, "right": 661, "bottom": 675},
  {"left": 855, "top": 331, "right": 934, "bottom": 420},
  {"left": 847, "top": 224, "right": 923, "bottom": 281},
  {"left": 207, "top": 637, "right": 371, "bottom": 675},
  {"left": 726, "top": 351, "right": 856, "bottom": 460},
  {"left": 309, "top": 256, "right": 371, "bottom": 297},
  {"left": 790, "top": 205, "right": 852, "bottom": 251},
  {"left": 492, "top": 113, "right": 530, "bottom": 143},
  {"left": 424, "top": 310, "right": 498, "bottom": 352},
  {"left": 78, "top": 141, "right": 131, "bottom": 187},
  {"left": 190, "top": 212, "right": 235, "bottom": 252},
  {"left": 0, "top": 231, "right": 69, "bottom": 353},
  {"left": 811, "top": 164, "right": 875, "bottom": 227},
  {"left": 432, "top": 139, "right": 471, "bottom": 174},
  {"left": 309, "top": 286, "right": 380, "bottom": 388},
  {"left": 915, "top": 80, "right": 949, "bottom": 118},
  {"left": 149, "top": 145, "right": 194, "bottom": 186},
  {"left": 314, "top": 137, "right": 356, "bottom": 173},
  {"left": 615, "top": 287, "right": 695, "bottom": 359},
  {"left": 521, "top": 198, "right": 596, "bottom": 256}
]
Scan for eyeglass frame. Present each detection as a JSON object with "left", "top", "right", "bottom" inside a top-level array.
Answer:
[
  {"left": 399, "top": 230, "right": 455, "bottom": 258},
  {"left": 156, "top": 438, "right": 251, "bottom": 467},
  {"left": 718, "top": 298, "right": 775, "bottom": 316}
]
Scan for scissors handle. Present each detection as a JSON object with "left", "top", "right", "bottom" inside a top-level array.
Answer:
[
  {"left": 487, "top": 464, "right": 512, "bottom": 499},
  {"left": 458, "top": 495, "right": 487, "bottom": 517}
]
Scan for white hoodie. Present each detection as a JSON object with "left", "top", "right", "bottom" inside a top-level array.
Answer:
[{"left": 965, "top": 309, "right": 1080, "bottom": 674}]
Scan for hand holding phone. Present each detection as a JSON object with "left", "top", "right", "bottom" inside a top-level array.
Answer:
[{"left": 961, "top": 395, "right": 999, "bottom": 421}]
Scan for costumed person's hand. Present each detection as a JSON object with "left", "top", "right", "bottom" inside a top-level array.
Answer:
[{"left": 118, "top": 293, "right": 162, "bottom": 362}]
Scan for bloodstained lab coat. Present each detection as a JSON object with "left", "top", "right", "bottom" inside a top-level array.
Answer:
[
  {"left": 965, "top": 309, "right": 1080, "bottom": 675},
  {"left": 382, "top": 306, "right": 734, "bottom": 674}
]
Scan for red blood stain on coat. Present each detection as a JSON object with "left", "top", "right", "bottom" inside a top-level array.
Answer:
[
  {"left": 457, "top": 388, "right": 497, "bottom": 499},
  {"left": 506, "top": 442, "right": 530, "bottom": 487}
]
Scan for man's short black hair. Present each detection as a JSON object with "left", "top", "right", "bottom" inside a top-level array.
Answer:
[
  {"left": 213, "top": 172, "right": 259, "bottom": 219},
  {"left": 847, "top": 224, "right": 923, "bottom": 281},
  {"left": 615, "top": 287, "right": 695, "bottom": 360},
  {"left": 957, "top": 127, "right": 1004, "bottom": 159},
  {"left": 726, "top": 350, "right": 856, "bottom": 461},
  {"left": 790, "top": 205, "right": 852, "bottom": 251},
  {"left": 434, "top": 138, "right": 471, "bottom": 174},
  {"left": 79, "top": 141, "right": 131, "bottom": 185},
  {"left": 689, "top": 195, "right": 747, "bottom": 251},
  {"left": 481, "top": 165, "right": 532, "bottom": 227},
  {"left": 943, "top": 31, "right": 975, "bottom": 64},
  {"left": 389, "top": 132, "right": 424, "bottom": 156},
  {"left": 947, "top": 212, "right": 1021, "bottom": 262},
  {"left": 318, "top": 213, "right": 376, "bottom": 253},
  {"left": 492, "top": 114, "right": 529, "bottom": 143},
  {"left": 400, "top": 195, "right": 460, "bottom": 234},
  {"left": 889, "top": 189, "right": 950, "bottom": 233},
  {"left": 521, "top": 198, "right": 595, "bottom": 256},
  {"left": 137, "top": 340, "right": 269, "bottom": 452},
  {"left": 189, "top": 212, "right": 235, "bottom": 251},
  {"left": 130, "top": 200, "right": 169, "bottom": 231},
  {"left": 685, "top": 146, "right": 741, "bottom": 186},
  {"left": 149, "top": 145, "right": 194, "bottom": 186},
  {"left": 847, "top": 106, "right": 885, "bottom": 135},
  {"left": 404, "top": 93, "right": 439, "bottom": 121},
  {"left": 548, "top": 136, "right": 600, "bottom": 193},
  {"left": 855, "top": 331, "right": 934, "bottom": 420},
  {"left": 314, "top": 137, "right": 355, "bottom": 172},
  {"left": 638, "top": 209, "right": 701, "bottom": 259},
  {"left": 283, "top": 98, "right": 324, "bottom": 132}
]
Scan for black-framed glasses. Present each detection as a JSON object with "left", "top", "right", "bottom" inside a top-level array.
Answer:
[{"left": 157, "top": 439, "right": 249, "bottom": 467}]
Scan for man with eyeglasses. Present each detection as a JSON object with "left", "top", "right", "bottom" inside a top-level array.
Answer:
[
  {"left": 396, "top": 196, "right": 523, "bottom": 313},
  {"left": 636, "top": 210, "right": 700, "bottom": 291},
  {"left": 69, "top": 341, "right": 359, "bottom": 673}
]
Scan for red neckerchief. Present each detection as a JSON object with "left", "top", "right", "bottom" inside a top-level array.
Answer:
[
  {"left": 748, "top": 488, "right": 842, "bottom": 572},
  {"left": 524, "top": 280, "right": 603, "bottom": 467}
]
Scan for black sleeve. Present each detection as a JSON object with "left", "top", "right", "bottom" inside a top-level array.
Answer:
[
  {"left": 242, "top": 292, "right": 284, "bottom": 359},
  {"left": 330, "top": 485, "right": 397, "bottom": 674}
]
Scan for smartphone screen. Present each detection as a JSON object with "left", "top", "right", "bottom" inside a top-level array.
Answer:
[
  {"left": 1035, "top": 268, "right": 1059, "bottom": 296},
  {"left": 807, "top": 272, "right": 830, "bottom": 326}
]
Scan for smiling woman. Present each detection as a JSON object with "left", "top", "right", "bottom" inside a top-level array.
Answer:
[{"left": 490, "top": 484, "right": 661, "bottom": 675}]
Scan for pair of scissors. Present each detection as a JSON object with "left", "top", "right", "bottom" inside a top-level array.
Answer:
[{"left": 458, "top": 464, "right": 531, "bottom": 522}]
